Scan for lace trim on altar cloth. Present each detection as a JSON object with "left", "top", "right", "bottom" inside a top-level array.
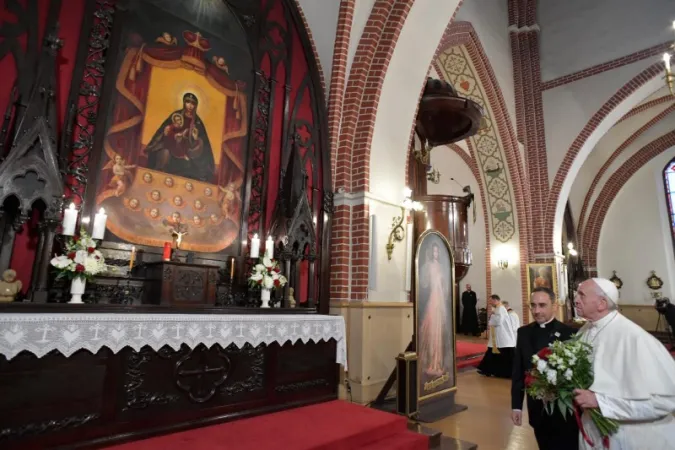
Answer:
[{"left": 0, "top": 313, "right": 347, "bottom": 369}]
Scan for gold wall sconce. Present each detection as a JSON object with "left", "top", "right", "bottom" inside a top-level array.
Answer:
[
  {"left": 497, "top": 259, "right": 509, "bottom": 270},
  {"left": 386, "top": 188, "right": 423, "bottom": 261}
]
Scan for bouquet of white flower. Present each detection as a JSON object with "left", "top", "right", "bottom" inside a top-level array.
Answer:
[
  {"left": 50, "top": 229, "right": 107, "bottom": 281},
  {"left": 525, "top": 336, "right": 618, "bottom": 448},
  {"left": 248, "top": 255, "right": 288, "bottom": 290}
]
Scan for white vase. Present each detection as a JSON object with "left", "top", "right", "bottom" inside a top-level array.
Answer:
[
  {"left": 70, "top": 277, "right": 86, "bottom": 304},
  {"left": 260, "top": 288, "right": 271, "bottom": 308}
]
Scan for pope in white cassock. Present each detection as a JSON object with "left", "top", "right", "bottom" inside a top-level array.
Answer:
[{"left": 573, "top": 278, "right": 675, "bottom": 449}]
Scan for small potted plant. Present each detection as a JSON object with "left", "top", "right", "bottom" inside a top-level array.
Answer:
[
  {"left": 50, "top": 229, "right": 107, "bottom": 303},
  {"left": 248, "top": 255, "right": 287, "bottom": 308}
]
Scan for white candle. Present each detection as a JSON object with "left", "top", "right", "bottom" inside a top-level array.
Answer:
[
  {"left": 664, "top": 53, "right": 671, "bottom": 72},
  {"left": 265, "top": 236, "right": 274, "bottom": 259},
  {"left": 92, "top": 207, "right": 107, "bottom": 240},
  {"left": 62, "top": 203, "right": 78, "bottom": 236},
  {"left": 250, "top": 233, "right": 260, "bottom": 258}
]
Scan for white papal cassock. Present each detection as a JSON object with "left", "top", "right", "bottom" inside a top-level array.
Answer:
[{"left": 578, "top": 311, "right": 675, "bottom": 449}]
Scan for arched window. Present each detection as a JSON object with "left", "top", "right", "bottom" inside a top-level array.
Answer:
[{"left": 664, "top": 157, "right": 675, "bottom": 252}]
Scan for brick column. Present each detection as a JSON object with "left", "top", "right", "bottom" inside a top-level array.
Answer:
[{"left": 509, "top": 0, "right": 547, "bottom": 261}]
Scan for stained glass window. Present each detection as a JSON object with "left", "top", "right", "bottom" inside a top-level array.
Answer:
[{"left": 664, "top": 158, "right": 675, "bottom": 249}]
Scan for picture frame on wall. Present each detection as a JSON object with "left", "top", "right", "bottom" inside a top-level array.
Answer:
[
  {"left": 526, "top": 263, "right": 558, "bottom": 298},
  {"left": 415, "top": 229, "right": 457, "bottom": 401}
]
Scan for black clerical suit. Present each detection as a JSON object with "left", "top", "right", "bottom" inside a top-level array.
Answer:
[
  {"left": 461, "top": 290, "right": 479, "bottom": 335},
  {"left": 511, "top": 319, "right": 578, "bottom": 450}
]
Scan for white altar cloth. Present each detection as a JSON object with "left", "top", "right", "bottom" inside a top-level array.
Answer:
[{"left": 0, "top": 313, "right": 347, "bottom": 369}]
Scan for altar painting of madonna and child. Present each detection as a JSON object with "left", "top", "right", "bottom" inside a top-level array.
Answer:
[{"left": 94, "top": 0, "right": 252, "bottom": 253}]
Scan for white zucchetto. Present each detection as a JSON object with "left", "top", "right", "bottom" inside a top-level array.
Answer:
[{"left": 592, "top": 277, "right": 619, "bottom": 305}]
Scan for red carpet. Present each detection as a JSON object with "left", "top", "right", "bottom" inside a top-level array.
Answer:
[
  {"left": 106, "top": 400, "right": 427, "bottom": 450},
  {"left": 456, "top": 340, "right": 486, "bottom": 370}
]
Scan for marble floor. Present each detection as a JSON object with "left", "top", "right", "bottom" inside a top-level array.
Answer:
[{"left": 429, "top": 364, "right": 539, "bottom": 449}]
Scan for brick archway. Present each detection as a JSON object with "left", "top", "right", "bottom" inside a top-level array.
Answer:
[
  {"left": 430, "top": 21, "right": 531, "bottom": 319},
  {"left": 577, "top": 104, "right": 675, "bottom": 236},
  {"left": 326, "top": 0, "right": 355, "bottom": 183},
  {"left": 330, "top": 0, "right": 416, "bottom": 302},
  {"left": 545, "top": 62, "right": 665, "bottom": 257},
  {"left": 584, "top": 130, "right": 675, "bottom": 267}
]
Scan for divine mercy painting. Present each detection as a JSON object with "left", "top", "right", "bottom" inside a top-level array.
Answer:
[
  {"left": 94, "top": 0, "right": 252, "bottom": 253},
  {"left": 416, "top": 231, "right": 456, "bottom": 400}
]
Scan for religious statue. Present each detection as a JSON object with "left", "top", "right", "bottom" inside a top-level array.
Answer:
[
  {"left": 0, "top": 269, "right": 22, "bottom": 302},
  {"left": 288, "top": 287, "right": 296, "bottom": 308},
  {"left": 144, "top": 92, "right": 216, "bottom": 182}
]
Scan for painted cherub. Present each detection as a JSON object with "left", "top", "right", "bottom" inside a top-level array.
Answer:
[
  {"left": 103, "top": 154, "right": 136, "bottom": 196},
  {"left": 218, "top": 178, "right": 243, "bottom": 221}
]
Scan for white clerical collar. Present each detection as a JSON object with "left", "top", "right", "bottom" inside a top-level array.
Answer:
[
  {"left": 590, "top": 311, "right": 618, "bottom": 328},
  {"left": 539, "top": 317, "right": 555, "bottom": 328}
]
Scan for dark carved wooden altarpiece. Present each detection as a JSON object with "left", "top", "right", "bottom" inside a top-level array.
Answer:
[{"left": 0, "top": 1, "right": 337, "bottom": 448}]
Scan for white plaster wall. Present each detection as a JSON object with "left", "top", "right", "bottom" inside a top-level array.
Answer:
[
  {"left": 598, "top": 147, "right": 675, "bottom": 304},
  {"left": 538, "top": 0, "right": 674, "bottom": 81},
  {"left": 427, "top": 147, "right": 488, "bottom": 310},
  {"left": 455, "top": 0, "right": 516, "bottom": 128},
  {"left": 543, "top": 59, "right": 655, "bottom": 185},
  {"left": 367, "top": 196, "right": 410, "bottom": 302},
  {"left": 584, "top": 117, "right": 675, "bottom": 227},
  {"left": 296, "top": 0, "right": 340, "bottom": 92},
  {"left": 568, "top": 105, "right": 675, "bottom": 224},
  {"left": 548, "top": 72, "right": 664, "bottom": 255},
  {"left": 368, "top": 0, "right": 461, "bottom": 204}
]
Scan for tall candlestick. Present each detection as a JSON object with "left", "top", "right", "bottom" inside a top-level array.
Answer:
[
  {"left": 265, "top": 236, "right": 274, "bottom": 259},
  {"left": 129, "top": 246, "right": 136, "bottom": 271},
  {"left": 250, "top": 234, "right": 260, "bottom": 258},
  {"left": 92, "top": 207, "right": 107, "bottom": 240},
  {"left": 162, "top": 242, "right": 172, "bottom": 261},
  {"left": 230, "top": 257, "right": 235, "bottom": 280},
  {"left": 62, "top": 203, "right": 78, "bottom": 236}
]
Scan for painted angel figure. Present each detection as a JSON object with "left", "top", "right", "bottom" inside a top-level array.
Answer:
[
  {"left": 103, "top": 154, "right": 137, "bottom": 197},
  {"left": 218, "top": 178, "right": 243, "bottom": 221}
]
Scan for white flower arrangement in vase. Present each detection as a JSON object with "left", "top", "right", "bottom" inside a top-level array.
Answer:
[
  {"left": 248, "top": 255, "right": 287, "bottom": 308},
  {"left": 50, "top": 229, "right": 107, "bottom": 304}
]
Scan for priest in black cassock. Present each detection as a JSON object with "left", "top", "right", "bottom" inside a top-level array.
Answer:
[
  {"left": 460, "top": 284, "right": 479, "bottom": 336},
  {"left": 511, "top": 287, "right": 578, "bottom": 450}
]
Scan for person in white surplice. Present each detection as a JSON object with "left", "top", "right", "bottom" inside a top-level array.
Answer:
[
  {"left": 502, "top": 301, "right": 520, "bottom": 340},
  {"left": 477, "top": 294, "right": 516, "bottom": 378},
  {"left": 573, "top": 278, "right": 675, "bottom": 449}
]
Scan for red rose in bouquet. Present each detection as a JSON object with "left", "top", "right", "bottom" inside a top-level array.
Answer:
[{"left": 536, "top": 347, "right": 552, "bottom": 359}]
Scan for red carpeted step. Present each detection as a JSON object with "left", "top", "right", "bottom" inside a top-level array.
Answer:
[
  {"left": 359, "top": 430, "right": 429, "bottom": 450},
  {"left": 107, "top": 400, "right": 410, "bottom": 450}
]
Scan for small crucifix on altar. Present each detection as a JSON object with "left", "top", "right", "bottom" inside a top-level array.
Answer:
[{"left": 169, "top": 223, "right": 188, "bottom": 250}]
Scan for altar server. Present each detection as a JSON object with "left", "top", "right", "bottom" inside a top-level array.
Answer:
[
  {"left": 477, "top": 294, "right": 516, "bottom": 378},
  {"left": 573, "top": 278, "right": 675, "bottom": 449},
  {"left": 503, "top": 301, "right": 520, "bottom": 340}
]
